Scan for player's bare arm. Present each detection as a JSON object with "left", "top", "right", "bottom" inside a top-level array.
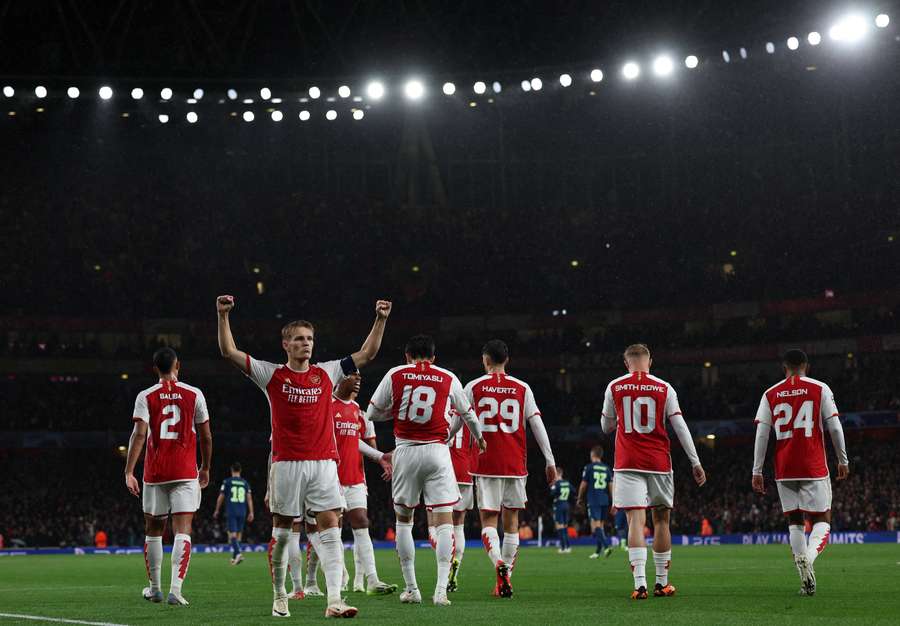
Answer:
[
  {"left": 197, "top": 420, "right": 212, "bottom": 489},
  {"left": 216, "top": 295, "right": 249, "bottom": 370},
  {"left": 123, "top": 420, "right": 148, "bottom": 497},
  {"left": 213, "top": 492, "right": 225, "bottom": 518},
  {"left": 246, "top": 492, "right": 255, "bottom": 523},
  {"left": 576, "top": 480, "right": 588, "bottom": 509},
  {"left": 349, "top": 300, "right": 392, "bottom": 368}
]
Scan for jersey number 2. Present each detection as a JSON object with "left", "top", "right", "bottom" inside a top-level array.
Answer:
[{"left": 160, "top": 405, "right": 181, "bottom": 440}]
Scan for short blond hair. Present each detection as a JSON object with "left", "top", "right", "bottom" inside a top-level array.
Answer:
[
  {"left": 281, "top": 320, "right": 315, "bottom": 340},
  {"left": 624, "top": 343, "right": 651, "bottom": 359}
]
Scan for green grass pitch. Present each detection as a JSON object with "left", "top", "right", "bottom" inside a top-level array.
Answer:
[{"left": 1, "top": 545, "right": 899, "bottom": 624}]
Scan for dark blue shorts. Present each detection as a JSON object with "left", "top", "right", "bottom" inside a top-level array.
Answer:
[
  {"left": 588, "top": 504, "right": 609, "bottom": 522},
  {"left": 226, "top": 514, "right": 246, "bottom": 533},
  {"left": 553, "top": 505, "right": 569, "bottom": 525},
  {"left": 615, "top": 509, "right": 627, "bottom": 530}
]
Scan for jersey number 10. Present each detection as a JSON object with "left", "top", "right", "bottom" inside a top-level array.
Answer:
[{"left": 622, "top": 396, "right": 656, "bottom": 434}]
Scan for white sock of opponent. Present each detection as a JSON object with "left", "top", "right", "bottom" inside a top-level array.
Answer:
[
  {"left": 501, "top": 532, "right": 519, "bottom": 577},
  {"left": 653, "top": 550, "right": 671, "bottom": 587},
  {"left": 287, "top": 531, "right": 303, "bottom": 593},
  {"left": 317, "top": 526, "right": 345, "bottom": 605},
  {"left": 628, "top": 547, "right": 647, "bottom": 590},
  {"left": 269, "top": 527, "right": 290, "bottom": 599},
  {"left": 806, "top": 522, "right": 831, "bottom": 564},
  {"left": 353, "top": 528, "right": 379, "bottom": 586},
  {"left": 481, "top": 526, "right": 502, "bottom": 567},
  {"left": 435, "top": 524, "right": 453, "bottom": 594},
  {"left": 170, "top": 533, "right": 192, "bottom": 596},
  {"left": 396, "top": 521, "right": 418, "bottom": 591},
  {"left": 144, "top": 536, "right": 162, "bottom": 592},
  {"left": 788, "top": 524, "right": 807, "bottom": 559},
  {"left": 305, "top": 532, "right": 320, "bottom": 590},
  {"left": 453, "top": 525, "right": 466, "bottom": 564}
]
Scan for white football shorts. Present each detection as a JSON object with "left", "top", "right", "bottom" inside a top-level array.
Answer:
[
  {"left": 392, "top": 443, "right": 460, "bottom": 509},
  {"left": 612, "top": 471, "right": 674, "bottom": 509},
  {"left": 269, "top": 459, "right": 344, "bottom": 518},
  {"left": 342, "top": 483, "right": 368, "bottom": 511},
  {"left": 143, "top": 479, "right": 200, "bottom": 516},
  {"left": 776, "top": 478, "right": 832, "bottom": 514},
  {"left": 454, "top": 483, "right": 474, "bottom": 512},
  {"left": 475, "top": 476, "right": 527, "bottom": 511}
]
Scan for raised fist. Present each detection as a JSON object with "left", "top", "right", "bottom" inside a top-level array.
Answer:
[
  {"left": 217, "top": 295, "right": 235, "bottom": 314},
  {"left": 375, "top": 300, "right": 392, "bottom": 320}
]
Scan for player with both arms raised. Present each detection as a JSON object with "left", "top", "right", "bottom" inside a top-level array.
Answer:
[
  {"left": 752, "top": 349, "right": 849, "bottom": 596},
  {"left": 217, "top": 294, "right": 391, "bottom": 619},
  {"left": 466, "top": 339, "right": 557, "bottom": 598},
  {"left": 601, "top": 343, "right": 706, "bottom": 600}
]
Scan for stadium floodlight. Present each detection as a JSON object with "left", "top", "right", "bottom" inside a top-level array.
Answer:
[
  {"left": 787, "top": 36, "right": 800, "bottom": 50},
  {"left": 271, "top": 110, "right": 283, "bottom": 122},
  {"left": 227, "top": 88, "right": 238, "bottom": 100},
  {"left": 652, "top": 55, "right": 674, "bottom": 77},
  {"left": 829, "top": 14, "right": 868, "bottom": 42},
  {"left": 242, "top": 111, "right": 254, "bottom": 122},
  {"left": 404, "top": 79, "right": 425, "bottom": 100},
  {"left": 260, "top": 87, "right": 271, "bottom": 100},
  {"left": 326, "top": 109, "right": 337, "bottom": 120},
  {"left": 739, "top": 47, "right": 748, "bottom": 59},
  {"left": 492, "top": 81, "right": 502, "bottom": 93},
  {"left": 685, "top": 55, "right": 699, "bottom": 69},
  {"left": 67, "top": 86, "right": 80, "bottom": 98},
  {"left": 474, "top": 81, "right": 486, "bottom": 94},
  {"left": 130, "top": 87, "right": 143, "bottom": 100},
  {"left": 765, "top": 41, "right": 775, "bottom": 53},
  {"left": 299, "top": 110, "right": 310, "bottom": 121},
  {"left": 309, "top": 86, "right": 321, "bottom": 99},
  {"left": 590, "top": 68, "right": 604, "bottom": 82},
  {"left": 808, "top": 31, "right": 822, "bottom": 45},
  {"left": 530, "top": 77, "right": 542, "bottom": 90},
  {"left": 158, "top": 114, "right": 169, "bottom": 124},
  {"left": 876, "top": 14, "right": 890, "bottom": 28},
  {"left": 242, "top": 98, "right": 254, "bottom": 104},
  {"left": 160, "top": 87, "right": 173, "bottom": 100},
  {"left": 722, "top": 50, "right": 731, "bottom": 62},
  {"left": 520, "top": 79, "right": 531, "bottom": 91},
  {"left": 442, "top": 82, "right": 456, "bottom": 95},
  {"left": 338, "top": 85, "right": 351, "bottom": 98},
  {"left": 35, "top": 85, "right": 48, "bottom": 98},
  {"left": 193, "top": 88, "right": 204, "bottom": 99},
  {"left": 559, "top": 73, "right": 572, "bottom": 87},
  {"left": 366, "top": 81, "right": 385, "bottom": 100},
  {"left": 3, "top": 85, "right": 13, "bottom": 97},
  {"left": 622, "top": 62, "right": 640, "bottom": 80},
  {"left": 186, "top": 111, "right": 198, "bottom": 124},
  {"left": 99, "top": 86, "right": 113, "bottom": 100},
  {"left": 353, "top": 109, "right": 364, "bottom": 120}
]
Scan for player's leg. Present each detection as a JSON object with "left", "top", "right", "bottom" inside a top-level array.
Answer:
[
  {"left": 352, "top": 525, "right": 365, "bottom": 592},
  {"left": 615, "top": 472, "right": 649, "bottom": 599},
  {"left": 268, "top": 460, "right": 302, "bottom": 617},
  {"left": 303, "top": 517, "right": 323, "bottom": 596},
  {"left": 447, "top": 506, "right": 467, "bottom": 592},
  {"left": 430, "top": 507, "right": 455, "bottom": 605},
  {"left": 804, "top": 480, "right": 833, "bottom": 567},
  {"left": 426, "top": 508, "right": 437, "bottom": 550},
  {"left": 142, "top": 511, "right": 165, "bottom": 603},
  {"left": 554, "top": 505, "right": 570, "bottom": 552},
  {"left": 423, "top": 444, "right": 460, "bottom": 605},
  {"left": 650, "top": 507, "right": 675, "bottom": 596},
  {"left": 778, "top": 480, "right": 815, "bottom": 594},
  {"left": 346, "top": 496, "right": 396, "bottom": 595},
  {"left": 287, "top": 519, "right": 304, "bottom": 598},
  {"left": 500, "top": 478, "right": 525, "bottom": 577},
  {"left": 168, "top": 511, "right": 194, "bottom": 605},
  {"left": 391, "top": 445, "right": 423, "bottom": 602}
]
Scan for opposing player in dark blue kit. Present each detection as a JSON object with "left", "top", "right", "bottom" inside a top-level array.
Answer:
[
  {"left": 577, "top": 445, "right": 613, "bottom": 559},
  {"left": 213, "top": 462, "right": 255, "bottom": 565},
  {"left": 550, "top": 467, "right": 572, "bottom": 554}
]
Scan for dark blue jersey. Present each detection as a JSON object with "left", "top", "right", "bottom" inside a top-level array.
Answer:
[
  {"left": 220, "top": 476, "right": 251, "bottom": 517},
  {"left": 581, "top": 462, "right": 612, "bottom": 506},
  {"left": 550, "top": 479, "right": 572, "bottom": 507}
]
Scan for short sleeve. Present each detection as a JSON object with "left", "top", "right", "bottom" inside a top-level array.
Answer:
[
  {"left": 582, "top": 465, "right": 590, "bottom": 482},
  {"left": 316, "top": 357, "right": 357, "bottom": 387},
  {"left": 194, "top": 390, "right": 210, "bottom": 424},
  {"left": 244, "top": 479, "right": 252, "bottom": 493},
  {"left": 219, "top": 480, "right": 226, "bottom": 493},
  {"left": 601, "top": 384, "right": 615, "bottom": 420},
  {"left": 133, "top": 391, "right": 150, "bottom": 423},
  {"left": 366, "top": 372, "right": 395, "bottom": 421},
  {"left": 754, "top": 393, "right": 773, "bottom": 425},
  {"left": 664, "top": 385, "right": 682, "bottom": 419},
  {"left": 245, "top": 355, "right": 278, "bottom": 390},
  {"left": 820, "top": 384, "right": 839, "bottom": 419},
  {"left": 523, "top": 385, "right": 541, "bottom": 420},
  {"left": 363, "top": 416, "right": 375, "bottom": 439}
]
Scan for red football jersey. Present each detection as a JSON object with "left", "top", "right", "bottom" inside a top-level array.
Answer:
[
  {"left": 245, "top": 355, "right": 350, "bottom": 462},
  {"left": 602, "top": 371, "right": 681, "bottom": 474},
  {"left": 133, "top": 379, "right": 209, "bottom": 484},
  {"left": 447, "top": 411, "right": 478, "bottom": 485},
  {"left": 333, "top": 397, "right": 367, "bottom": 486},
  {"left": 366, "top": 362, "right": 471, "bottom": 445},
  {"left": 755, "top": 376, "right": 838, "bottom": 480},
  {"left": 466, "top": 373, "right": 540, "bottom": 478}
]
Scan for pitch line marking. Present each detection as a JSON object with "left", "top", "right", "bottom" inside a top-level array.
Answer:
[{"left": 0, "top": 613, "right": 129, "bottom": 626}]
